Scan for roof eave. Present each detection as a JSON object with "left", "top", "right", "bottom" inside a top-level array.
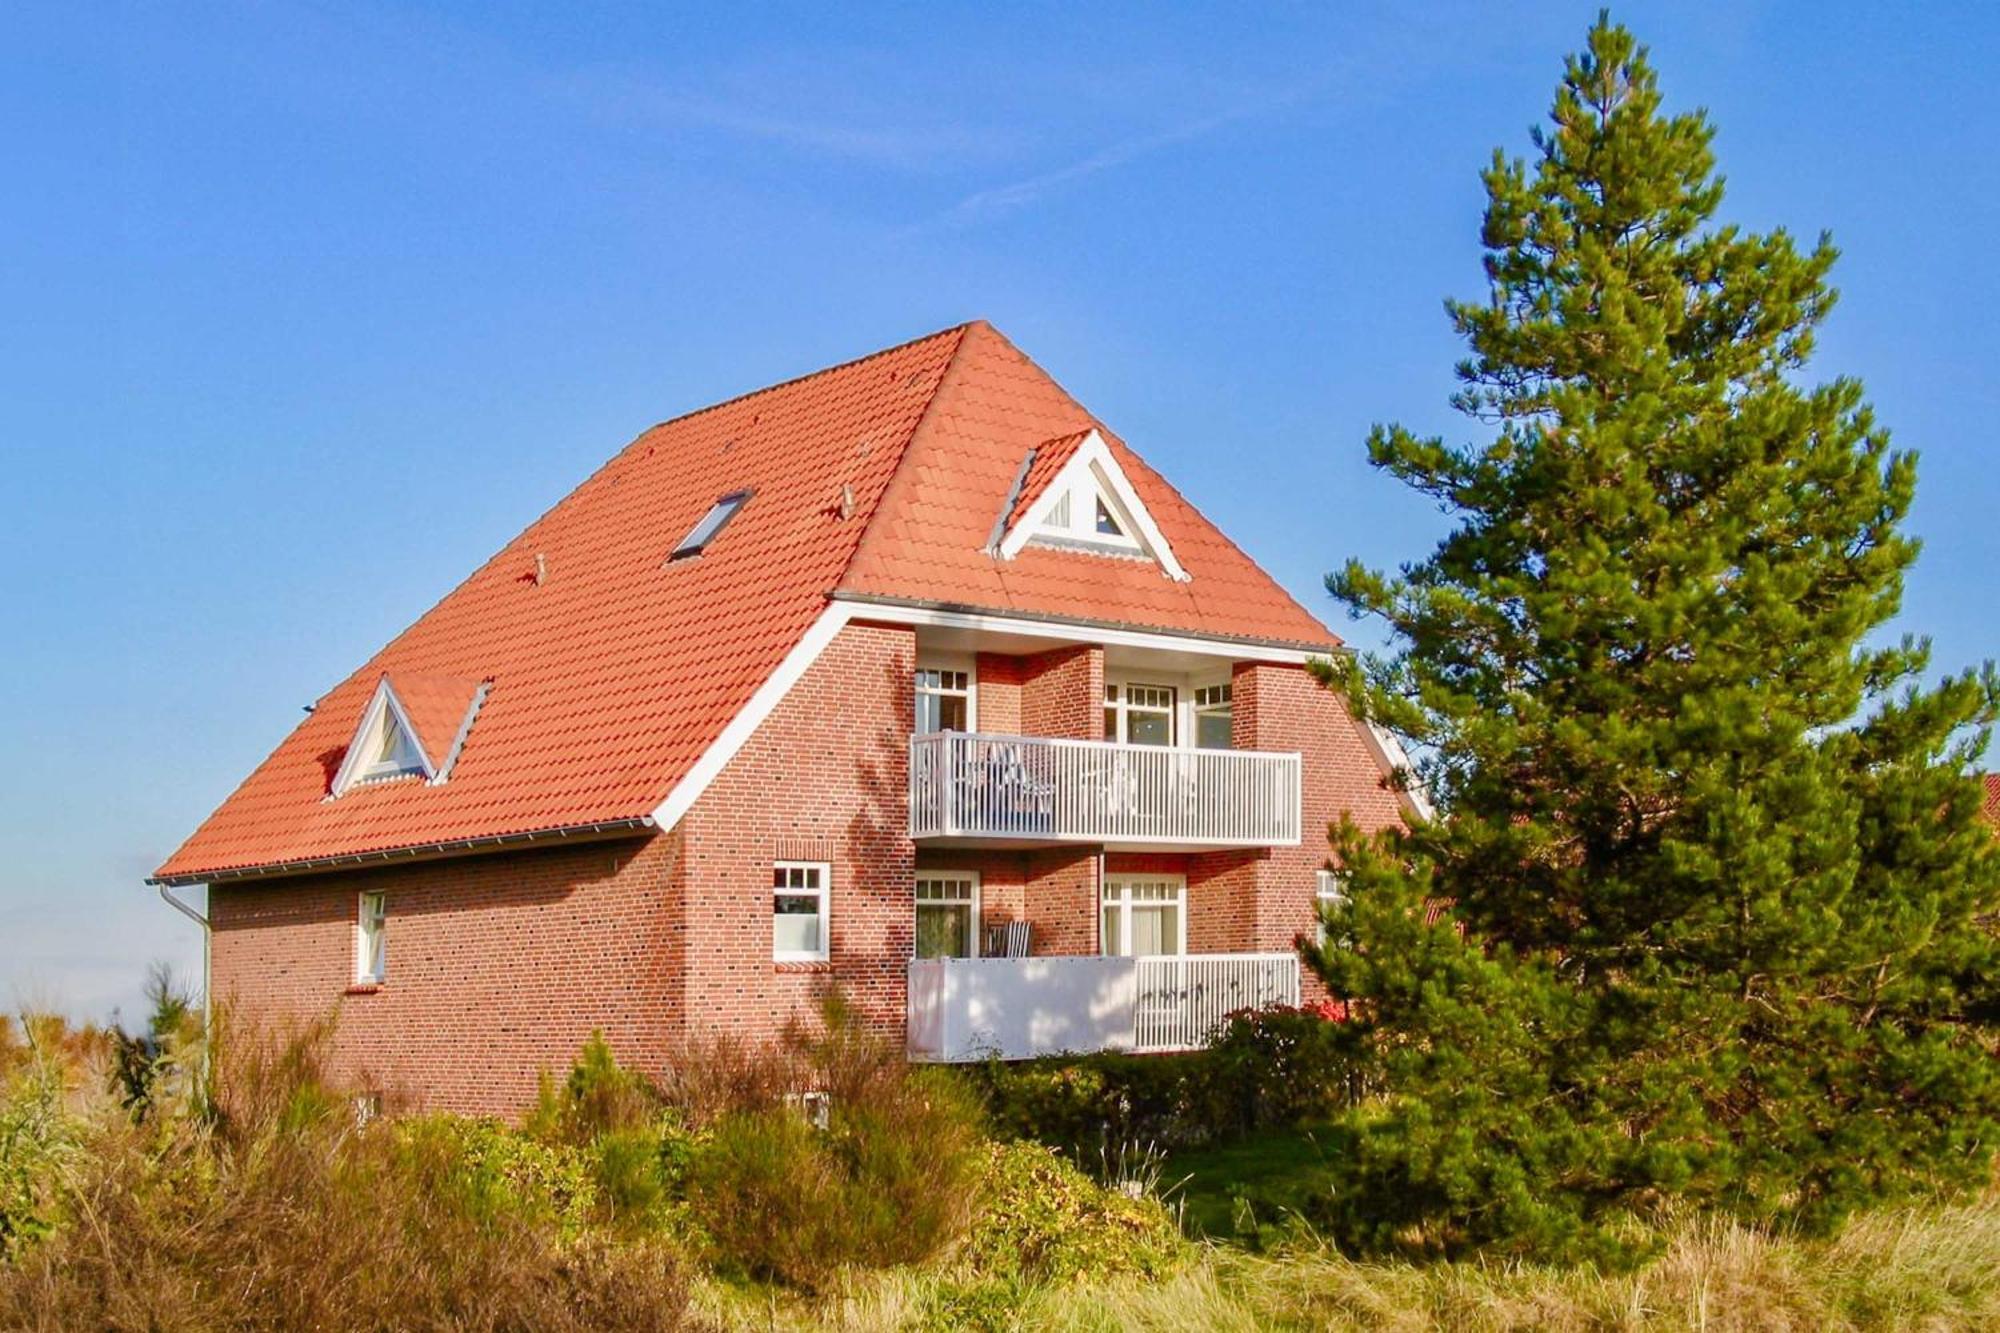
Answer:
[{"left": 147, "top": 816, "right": 656, "bottom": 888}]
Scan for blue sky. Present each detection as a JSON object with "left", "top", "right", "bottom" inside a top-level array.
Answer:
[{"left": 4, "top": 3, "right": 1996, "bottom": 1024}]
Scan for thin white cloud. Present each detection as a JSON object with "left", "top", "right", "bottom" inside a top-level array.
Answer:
[{"left": 921, "top": 72, "right": 1342, "bottom": 230}]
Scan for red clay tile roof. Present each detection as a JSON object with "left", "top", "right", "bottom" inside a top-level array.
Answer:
[
  {"left": 840, "top": 323, "right": 1336, "bottom": 646},
  {"left": 155, "top": 321, "right": 1341, "bottom": 883},
  {"left": 386, "top": 672, "right": 486, "bottom": 773},
  {"left": 1982, "top": 774, "right": 2000, "bottom": 829},
  {"left": 1006, "top": 429, "right": 1092, "bottom": 529}
]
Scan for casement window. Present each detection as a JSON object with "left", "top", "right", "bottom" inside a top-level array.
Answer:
[
  {"left": 914, "top": 871, "right": 980, "bottom": 959},
  {"left": 1314, "top": 869, "right": 1349, "bottom": 948},
  {"left": 1100, "top": 875, "right": 1186, "bottom": 957},
  {"left": 352, "top": 698, "right": 426, "bottom": 786},
  {"left": 670, "top": 490, "right": 751, "bottom": 560},
  {"left": 1037, "top": 472, "right": 1141, "bottom": 552},
  {"left": 1193, "top": 682, "right": 1233, "bottom": 750},
  {"left": 355, "top": 890, "right": 388, "bottom": 983},
  {"left": 914, "top": 666, "right": 973, "bottom": 733},
  {"left": 772, "top": 861, "right": 830, "bottom": 962},
  {"left": 1103, "top": 683, "right": 1176, "bottom": 746}
]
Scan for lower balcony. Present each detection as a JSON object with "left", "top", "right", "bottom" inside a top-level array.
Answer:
[
  {"left": 908, "top": 731, "right": 1301, "bottom": 852},
  {"left": 905, "top": 952, "right": 1301, "bottom": 1061}
]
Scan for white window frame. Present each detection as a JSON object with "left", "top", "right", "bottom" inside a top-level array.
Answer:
[
  {"left": 1099, "top": 873, "right": 1187, "bottom": 958},
  {"left": 914, "top": 656, "right": 976, "bottom": 734},
  {"left": 1103, "top": 681, "right": 1177, "bottom": 746},
  {"left": 772, "top": 860, "right": 831, "bottom": 963},
  {"left": 1192, "top": 680, "right": 1234, "bottom": 751},
  {"left": 914, "top": 870, "right": 981, "bottom": 959},
  {"left": 1314, "top": 868, "right": 1349, "bottom": 948},
  {"left": 355, "top": 890, "right": 387, "bottom": 984}
]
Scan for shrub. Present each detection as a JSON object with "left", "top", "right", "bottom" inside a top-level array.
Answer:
[
  {"left": 684, "top": 996, "right": 984, "bottom": 1289},
  {"left": 960, "top": 1140, "right": 1183, "bottom": 1285},
  {"left": 1202, "top": 1002, "right": 1358, "bottom": 1135},
  {"left": 0, "top": 1014, "right": 697, "bottom": 1331},
  {"left": 967, "top": 1003, "right": 1360, "bottom": 1162}
]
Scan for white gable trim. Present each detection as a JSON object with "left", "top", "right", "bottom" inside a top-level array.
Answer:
[
  {"left": 647, "top": 603, "right": 859, "bottom": 833},
  {"left": 647, "top": 598, "right": 1347, "bottom": 837},
  {"left": 328, "top": 676, "right": 436, "bottom": 797},
  {"left": 996, "top": 430, "right": 1190, "bottom": 582}
]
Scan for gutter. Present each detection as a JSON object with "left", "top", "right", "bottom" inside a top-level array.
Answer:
[
  {"left": 828, "top": 591, "right": 1346, "bottom": 659},
  {"left": 147, "top": 816, "right": 657, "bottom": 889},
  {"left": 157, "top": 882, "right": 212, "bottom": 1030}
]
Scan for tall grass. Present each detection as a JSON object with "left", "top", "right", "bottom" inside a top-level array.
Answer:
[{"left": 0, "top": 1009, "right": 694, "bottom": 1332}]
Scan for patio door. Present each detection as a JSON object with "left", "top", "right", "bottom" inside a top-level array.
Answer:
[{"left": 1099, "top": 874, "right": 1186, "bottom": 957}]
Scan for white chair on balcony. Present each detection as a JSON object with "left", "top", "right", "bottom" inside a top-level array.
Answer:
[{"left": 985, "top": 920, "right": 1031, "bottom": 958}]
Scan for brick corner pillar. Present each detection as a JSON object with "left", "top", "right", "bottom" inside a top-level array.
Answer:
[{"left": 1021, "top": 643, "right": 1105, "bottom": 739}]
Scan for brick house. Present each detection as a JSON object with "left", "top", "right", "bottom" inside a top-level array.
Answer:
[{"left": 152, "top": 322, "right": 1416, "bottom": 1116}]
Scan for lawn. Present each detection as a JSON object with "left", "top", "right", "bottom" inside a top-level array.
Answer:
[{"left": 1163, "top": 1122, "right": 1343, "bottom": 1242}]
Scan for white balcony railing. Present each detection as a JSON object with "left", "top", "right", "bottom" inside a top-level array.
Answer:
[
  {"left": 909, "top": 731, "right": 1301, "bottom": 848},
  {"left": 907, "top": 952, "right": 1301, "bottom": 1061}
]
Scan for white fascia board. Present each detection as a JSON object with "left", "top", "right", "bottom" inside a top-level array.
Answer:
[
  {"left": 1364, "top": 720, "right": 1434, "bottom": 822},
  {"left": 840, "top": 599, "right": 1333, "bottom": 667},
  {"left": 326, "top": 676, "right": 437, "bottom": 797},
  {"left": 995, "top": 430, "right": 1190, "bottom": 582},
  {"left": 647, "top": 602, "right": 858, "bottom": 833}
]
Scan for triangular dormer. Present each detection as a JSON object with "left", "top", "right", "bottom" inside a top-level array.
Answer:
[
  {"left": 993, "top": 429, "right": 1190, "bottom": 581},
  {"left": 327, "top": 672, "right": 489, "bottom": 796}
]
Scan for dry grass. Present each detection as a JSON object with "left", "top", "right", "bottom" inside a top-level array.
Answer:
[
  {"left": 691, "top": 1194, "right": 2000, "bottom": 1332},
  {"left": 0, "top": 1010, "right": 697, "bottom": 1332}
]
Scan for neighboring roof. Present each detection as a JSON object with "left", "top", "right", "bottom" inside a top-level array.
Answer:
[
  {"left": 155, "top": 321, "right": 1341, "bottom": 884},
  {"left": 1983, "top": 774, "right": 2000, "bottom": 829}
]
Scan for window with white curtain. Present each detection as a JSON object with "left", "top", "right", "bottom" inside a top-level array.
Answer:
[
  {"left": 773, "top": 862, "right": 830, "bottom": 962},
  {"left": 1314, "top": 868, "right": 1349, "bottom": 948},
  {"left": 914, "top": 871, "right": 979, "bottom": 958},
  {"left": 355, "top": 890, "right": 387, "bottom": 983},
  {"left": 1100, "top": 875, "right": 1185, "bottom": 957}
]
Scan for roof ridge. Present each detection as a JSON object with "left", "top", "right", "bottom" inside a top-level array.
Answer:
[
  {"left": 831, "top": 321, "right": 981, "bottom": 593},
  {"left": 635, "top": 321, "right": 977, "bottom": 440}
]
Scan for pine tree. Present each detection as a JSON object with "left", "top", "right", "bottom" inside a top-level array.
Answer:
[{"left": 1310, "top": 14, "right": 2000, "bottom": 1262}]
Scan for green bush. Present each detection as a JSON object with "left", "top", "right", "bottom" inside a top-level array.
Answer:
[
  {"left": 691, "top": 1066, "right": 983, "bottom": 1290},
  {"left": 966, "top": 1003, "right": 1358, "bottom": 1161},
  {"left": 961, "top": 1140, "right": 1182, "bottom": 1285}
]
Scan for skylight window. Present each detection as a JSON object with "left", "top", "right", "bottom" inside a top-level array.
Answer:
[{"left": 671, "top": 490, "right": 751, "bottom": 560}]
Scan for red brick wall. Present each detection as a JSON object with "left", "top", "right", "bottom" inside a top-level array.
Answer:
[
  {"left": 1022, "top": 847, "right": 1099, "bottom": 954},
  {"left": 675, "top": 620, "right": 917, "bottom": 1044},
  {"left": 974, "top": 652, "right": 1023, "bottom": 734},
  {"left": 1233, "top": 661, "right": 1405, "bottom": 996},
  {"left": 1020, "top": 645, "right": 1103, "bottom": 739},
  {"left": 208, "top": 834, "right": 674, "bottom": 1116}
]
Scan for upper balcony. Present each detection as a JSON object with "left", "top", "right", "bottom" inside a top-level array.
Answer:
[{"left": 909, "top": 730, "right": 1301, "bottom": 852}]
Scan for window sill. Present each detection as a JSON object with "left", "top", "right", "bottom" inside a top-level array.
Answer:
[
  {"left": 774, "top": 961, "right": 834, "bottom": 975},
  {"left": 345, "top": 983, "right": 383, "bottom": 996}
]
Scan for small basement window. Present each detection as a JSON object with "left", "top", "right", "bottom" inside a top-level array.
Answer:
[{"left": 671, "top": 490, "right": 751, "bottom": 560}]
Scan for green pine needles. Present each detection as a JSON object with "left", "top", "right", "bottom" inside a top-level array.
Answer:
[{"left": 1310, "top": 13, "right": 2000, "bottom": 1264}]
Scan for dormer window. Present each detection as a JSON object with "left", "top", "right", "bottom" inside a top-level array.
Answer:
[
  {"left": 671, "top": 490, "right": 751, "bottom": 560},
  {"left": 1034, "top": 471, "right": 1141, "bottom": 553},
  {"left": 326, "top": 673, "right": 488, "bottom": 798},
  {"left": 358, "top": 706, "right": 426, "bottom": 783},
  {"left": 993, "top": 429, "right": 1189, "bottom": 581}
]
